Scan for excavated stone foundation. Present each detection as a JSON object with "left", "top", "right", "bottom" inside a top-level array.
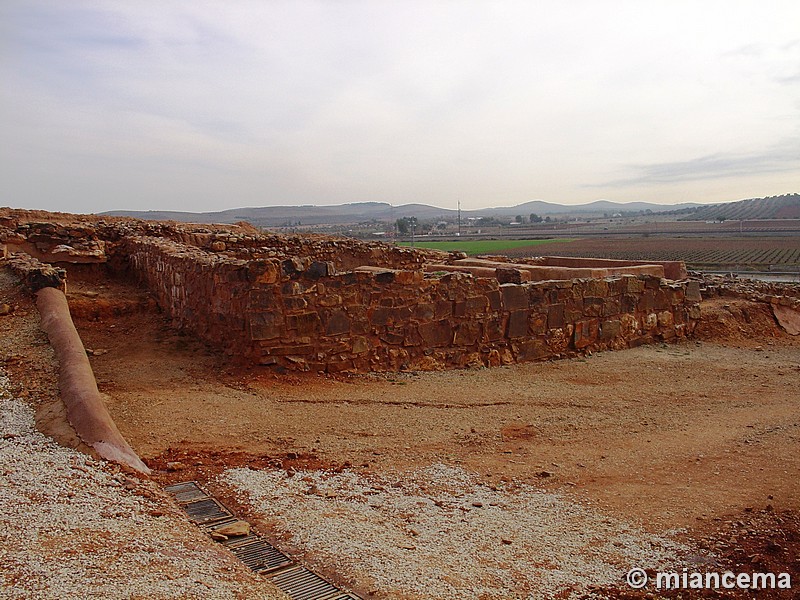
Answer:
[{"left": 2, "top": 211, "right": 701, "bottom": 373}]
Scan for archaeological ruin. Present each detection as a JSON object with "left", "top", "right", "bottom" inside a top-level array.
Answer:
[{"left": 1, "top": 211, "right": 706, "bottom": 373}]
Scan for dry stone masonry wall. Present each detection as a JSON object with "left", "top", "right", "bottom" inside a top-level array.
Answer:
[
  {"left": 1, "top": 212, "right": 704, "bottom": 373},
  {"left": 119, "top": 235, "right": 700, "bottom": 373}
]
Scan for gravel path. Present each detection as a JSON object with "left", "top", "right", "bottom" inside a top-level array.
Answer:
[
  {"left": 223, "top": 463, "right": 695, "bottom": 599},
  {"left": 0, "top": 369, "right": 285, "bottom": 600}
]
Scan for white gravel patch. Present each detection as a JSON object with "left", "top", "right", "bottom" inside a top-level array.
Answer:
[
  {"left": 223, "top": 463, "right": 693, "bottom": 599},
  {"left": 0, "top": 370, "right": 284, "bottom": 600}
]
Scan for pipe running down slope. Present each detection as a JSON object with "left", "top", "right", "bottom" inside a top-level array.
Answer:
[{"left": 36, "top": 286, "right": 150, "bottom": 474}]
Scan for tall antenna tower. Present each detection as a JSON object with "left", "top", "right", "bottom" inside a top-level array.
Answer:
[{"left": 457, "top": 199, "right": 462, "bottom": 237}]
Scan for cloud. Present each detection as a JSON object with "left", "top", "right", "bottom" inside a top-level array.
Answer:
[
  {"left": 595, "top": 139, "right": 800, "bottom": 187},
  {"left": 2, "top": 1, "right": 800, "bottom": 212}
]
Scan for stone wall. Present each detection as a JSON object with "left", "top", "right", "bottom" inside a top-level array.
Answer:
[
  {"left": 122, "top": 237, "right": 254, "bottom": 354},
  {"left": 120, "top": 236, "right": 701, "bottom": 373}
]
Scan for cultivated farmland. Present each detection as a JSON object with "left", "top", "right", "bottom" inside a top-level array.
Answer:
[
  {"left": 397, "top": 238, "right": 572, "bottom": 254},
  {"left": 499, "top": 235, "right": 800, "bottom": 272}
]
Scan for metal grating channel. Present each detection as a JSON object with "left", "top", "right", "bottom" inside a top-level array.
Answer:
[
  {"left": 163, "top": 481, "right": 209, "bottom": 503},
  {"left": 165, "top": 481, "right": 362, "bottom": 600},
  {"left": 223, "top": 536, "right": 292, "bottom": 573},
  {"left": 269, "top": 566, "right": 344, "bottom": 600},
  {"left": 182, "top": 497, "right": 233, "bottom": 525}
]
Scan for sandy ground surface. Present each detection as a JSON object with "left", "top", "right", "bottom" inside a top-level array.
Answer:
[{"left": 2, "top": 264, "right": 799, "bottom": 598}]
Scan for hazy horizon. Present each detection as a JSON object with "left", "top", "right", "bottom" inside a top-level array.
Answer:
[
  {"left": 2, "top": 1, "right": 799, "bottom": 214},
  {"left": 100, "top": 196, "right": 728, "bottom": 216}
]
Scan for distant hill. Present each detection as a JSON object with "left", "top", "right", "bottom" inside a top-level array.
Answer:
[
  {"left": 103, "top": 199, "right": 703, "bottom": 227},
  {"left": 677, "top": 194, "right": 800, "bottom": 221}
]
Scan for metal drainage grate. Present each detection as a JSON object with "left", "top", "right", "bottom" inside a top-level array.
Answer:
[
  {"left": 269, "top": 565, "right": 344, "bottom": 600},
  {"left": 164, "top": 481, "right": 209, "bottom": 503},
  {"left": 222, "top": 536, "right": 293, "bottom": 573},
  {"left": 182, "top": 497, "right": 233, "bottom": 525},
  {"left": 165, "top": 481, "right": 362, "bottom": 600}
]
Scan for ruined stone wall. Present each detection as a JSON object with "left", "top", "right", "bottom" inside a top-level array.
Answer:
[
  {"left": 121, "top": 236, "right": 701, "bottom": 372},
  {"left": 122, "top": 237, "right": 255, "bottom": 354},
  {"left": 169, "top": 231, "right": 445, "bottom": 271}
]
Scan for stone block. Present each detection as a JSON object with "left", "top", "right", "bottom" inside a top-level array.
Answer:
[
  {"left": 668, "top": 285, "right": 685, "bottom": 305},
  {"left": 486, "top": 290, "right": 502, "bottom": 311},
  {"left": 394, "top": 270, "right": 423, "bottom": 285},
  {"left": 583, "top": 279, "right": 609, "bottom": 297},
  {"left": 380, "top": 328, "right": 405, "bottom": 345},
  {"left": 607, "top": 277, "right": 626, "bottom": 295},
  {"left": 602, "top": 297, "right": 621, "bottom": 316},
  {"left": 465, "top": 295, "right": 489, "bottom": 315},
  {"left": 390, "top": 306, "right": 412, "bottom": 322},
  {"left": 414, "top": 302, "right": 435, "bottom": 320},
  {"left": 496, "top": 267, "right": 527, "bottom": 284},
  {"left": 326, "top": 359, "right": 354, "bottom": 373},
  {"left": 644, "top": 276, "right": 661, "bottom": 289},
  {"left": 620, "top": 313, "right": 638, "bottom": 338},
  {"left": 369, "top": 306, "right": 390, "bottom": 326},
  {"left": 287, "top": 311, "right": 321, "bottom": 335},
  {"left": 621, "top": 294, "right": 638, "bottom": 313},
  {"left": 269, "top": 343, "right": 315, "bottom": 356},
  {"left": 501, "top": 284, "right": 529, "bottom": 311},
  {"left": 689, "top": 304, "right": 701, "bottom": 320},
  {"left": 454, "top": 321, "right": 480, "bottom": 346},
  {"left": 282, "top": 257, "right": 307, "bottom": 275},
  {"left": 304, "top": 261, "right": 334, "bottom": 280},
  {"left": 419, "top": 320, "right": 453, "bottom": 347},
  {"left": 625, "top": 276, "right": 645, "bottom": 293},
  {"left": 653, "top": 290, "right": 670, "bottom": 310},
  {"left": 249, "top": 312, "right": 281, "bottom": 340},
  {"left": 514, "top": 339, "right": 550, "bottom": 361},
  {"left": 487, "top": 349, "right": 502, "bottom": 367},
  {"left": 637, "top": 292, "right": 655, "bottom": 312},
  {"left": 483, "top": 318, "right": 504, "bottom": 341},
  {"left": 352, "top": 335, "right": 371, "bottom": 354},
  {"left": 600, "top": 319, "right": 621, "bottom": 340},
  {"left": 248, "top": 289, "right": 276, "bottom": 310},
  {"left": 506, "top": 310, "right": 530, "bottom": 338},
  {"left": 283, "top": 296, "right": 308, "bottom": 310},
  {"left": 583, "top": 297, "right": 604, "bottom": 317},
  {"left": 685, "top": 280, "right": 702, "bottom": 303},
  {"left": 573, "top": 318, "right": 599, "bottom": 349},
  {"left": 248, "top": 260, "right": 280, "bottom": 284},
  {"left": 435, "top": 300, "right": 453, "bottom": 318},
  {"left": 529, "top": 312, "right": 548, "bottom": 335},
  {"left": 324, "top": 309, "right": 350, "bottom": 336},
  {"left": 547, "top": 304, "right": 565, "bottom": 329},
  {"left": 403, "top": 325, "right": 424, "bottom": 347}
]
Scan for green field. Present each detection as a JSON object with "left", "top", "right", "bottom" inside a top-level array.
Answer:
[{"left": 398, "top": 238, "right": 574, "bottom": 255}]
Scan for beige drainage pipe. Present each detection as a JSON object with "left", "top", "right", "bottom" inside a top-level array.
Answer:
[{"left": 36, "top": 287, "right": 150, "bottom": 474}]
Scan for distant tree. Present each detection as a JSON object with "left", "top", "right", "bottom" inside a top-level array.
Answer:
[
  {"left": 529, "top": 213, "right": 543, "bottom": 223},
  {"left": 545, "top": 216, "right": 551, "bottom": 223},
  {"left": 515, "top": 215, "right": 524, "bottom": 223},
  {"left": 395, "top": 218, "right": 409, "bottom": 235}
]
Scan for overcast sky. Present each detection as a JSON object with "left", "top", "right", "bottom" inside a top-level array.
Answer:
[{"left": 2, "top": 1, "right": 799, "bottom": 214}]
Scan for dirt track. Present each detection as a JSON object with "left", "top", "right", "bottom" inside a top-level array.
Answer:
[{"left": 71, "top": 295, "right": 799, "bottom": 529}]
